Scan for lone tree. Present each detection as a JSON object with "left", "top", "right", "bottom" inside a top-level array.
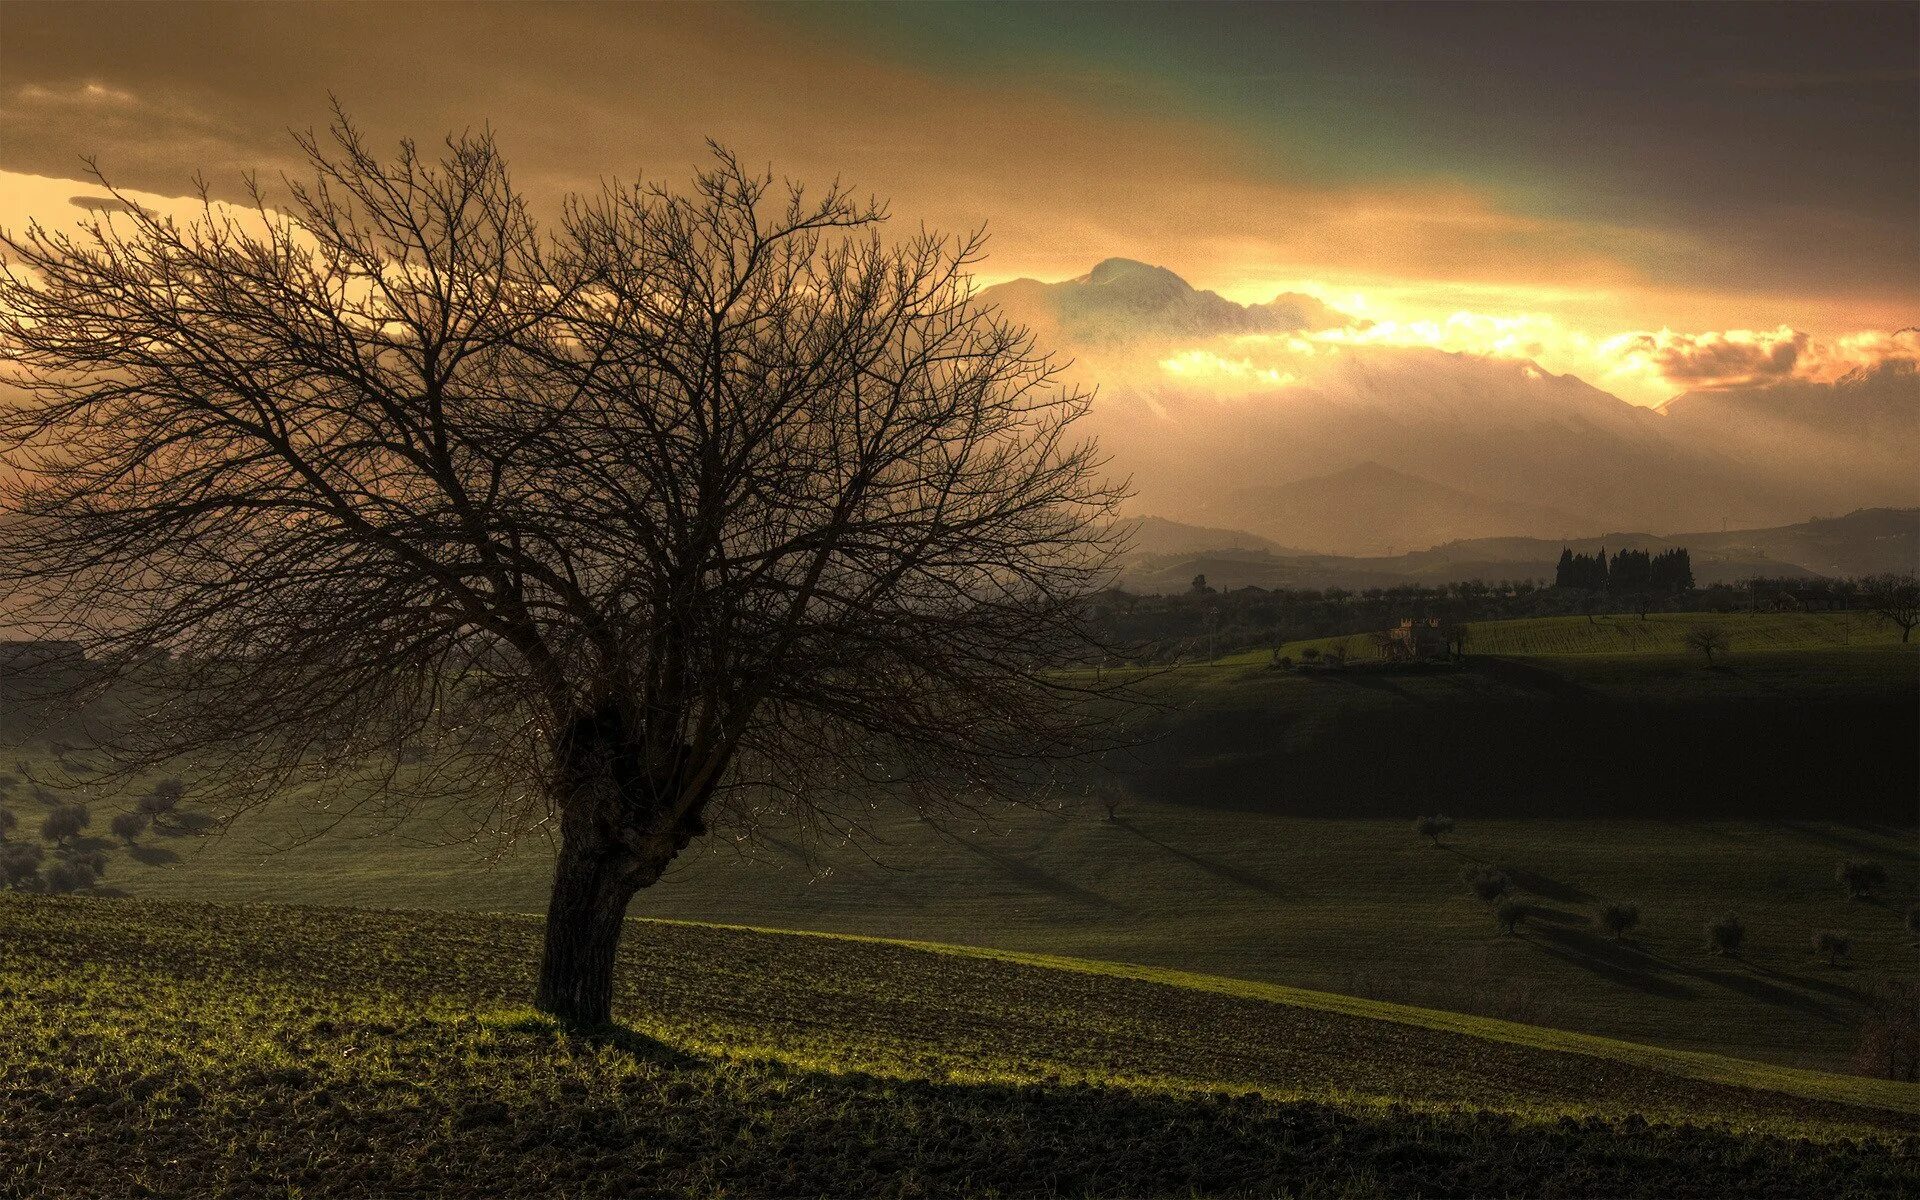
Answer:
[
  {"left": 39, "top": 803, "right": 89, "bottom": 847},
  {"left": 1707, "top": 912, "right": 1747, "bottom": 956},
  {"left": 0, "top": 118, "right": 1122, "bottom": 1025},
  {"left": 1812, "top": 930, "right": 1851, "bottom": 967},
  {"left": 1683, "top": 623, "right": 1730, "bottom": 666},
  {"left": 1861, "top": 574, "right": 1920, "bottom": 644},
  {"left": 1838, "top": 859, "right": 1889, "bottom": 901},
  {"left": 1598, "top": 901, "right": 1641, "bottom": 941},
  {"left": 109, "top": 810, "right": 149, "bottom": 845},
  {"left": 1414, "top": 814, "right": 1454, "bottom": 846},
  {"left": 1465, "top": 866, "right": 1511, "bottom": 903},
  {"left": 1494, "top": 897, "right": 1527, "bottom": 936}
]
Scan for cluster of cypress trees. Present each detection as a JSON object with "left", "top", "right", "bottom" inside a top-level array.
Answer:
[{"left": 1554, "top": 546, "right": 1693, "bottom": 592}]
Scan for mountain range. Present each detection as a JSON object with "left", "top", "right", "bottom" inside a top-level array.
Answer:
[
  {"left": 979, "top": 261, "right": 1918, "bottom": 555},
  {"left": 1113, "top": 507, "right": 1920, "bottom": 595}
]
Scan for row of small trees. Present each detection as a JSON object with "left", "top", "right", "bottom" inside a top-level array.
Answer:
[
  {"left": 1420, "top": 816, "right": 1915, "bottom": 961},
  {"left": 0, "top": 778, "right": 188, "bottom": 894}
]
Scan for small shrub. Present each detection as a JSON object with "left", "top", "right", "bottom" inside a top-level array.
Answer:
[
  {"left": 1494, "top": 898, "right": 1527, "bottom": 935},
  {"left": 109, "top": 810, "right": 150, "bottom": 844},
  {"left": 39, "top": 802, "right": 89, "bottom": 845},
  {"left": 1414, "top": 814, "right": 1454, "bottom": 845},
  {"left": 1299, "top": 647, "right": 1322, "bottom": 664},
  {"left": 1465, "top": 866, "right": 1511, "bottom": 903},
  {"left": 1837, "top": 859, "right": 1888, "bottom": 901},
  {"left": 1811, "top": 930, "right": 1851, "bottom": 966},
  {"left": 1598, "top": 902, "right": 1641, "bottom": 941},
  {"left": 1707, "top": 913, "right": 1746, "bottom": 956},
  {"left": 0, "top": 806, "right": 15, "bottom": 839}
]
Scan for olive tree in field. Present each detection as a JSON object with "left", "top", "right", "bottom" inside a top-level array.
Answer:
[
  {"left": 1597, "top": 901, "right": 1640, "bottom": 941},
  {"left": 1706, "top": 912, "right": 1746, "bottom": 957},
  {"left": 1837, "top": 859, "right": 1888, "bottom": 902},
  {"left": 0, "top": 119, "right": 1122, "bottom": 1025}
]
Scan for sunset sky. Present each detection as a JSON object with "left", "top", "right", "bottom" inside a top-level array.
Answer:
[{"left": 2, "top": 0, "right": 1914, "bottom": 406}]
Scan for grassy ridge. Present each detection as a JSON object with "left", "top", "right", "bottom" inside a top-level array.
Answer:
[{"left": 2, "top": 897, "right": 1916, "bottom": 1198}]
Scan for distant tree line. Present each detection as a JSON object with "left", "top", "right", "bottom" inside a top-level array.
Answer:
[{"left": 1553, "top": 547, "right": 1694, "bottom": 592}]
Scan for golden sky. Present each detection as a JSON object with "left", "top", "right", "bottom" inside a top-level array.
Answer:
[{"left": 2, "top": 1, "right": 1914, "bottom": 407}]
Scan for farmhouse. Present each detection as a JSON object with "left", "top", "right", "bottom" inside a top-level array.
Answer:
[{"left": 1383, "top": 618, "right": 1447, "bottom": 661}]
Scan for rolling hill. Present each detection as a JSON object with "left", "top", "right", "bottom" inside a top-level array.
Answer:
[
  {"left": 1224, "top": 461, "right": 1590, "bottom": 556},
  {"left": 3, "top": 897, "right": 1915, "bottom": 1197},
  {"left": 10, "top": 617, "right": 1914, "bottom": 1074},
  {"left": 1114, "top": 507, "right": 1920, "bottom": 593}
]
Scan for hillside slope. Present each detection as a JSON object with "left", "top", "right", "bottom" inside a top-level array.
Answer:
[
  {"left": 9, "top": 629, "right": 1915, "bottom": 1073},
  {"left": 2, "top": 898, "right": 1915, "bottom": 1197}
]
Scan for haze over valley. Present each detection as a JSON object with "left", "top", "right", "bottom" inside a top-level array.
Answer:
[{"left": 984, "top": 259, "right": 1919, "bottom": 560}]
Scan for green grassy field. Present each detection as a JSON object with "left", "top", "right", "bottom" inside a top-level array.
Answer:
[
  {"left": 1221, "top": 609, "right": 1912, "bottom": 665},
  {"left": 3, "top": 896, "right": 1916, "bottom": 1198},
  {"left": 4, "top": 613, "right": 1915, "bottom": 1075}
]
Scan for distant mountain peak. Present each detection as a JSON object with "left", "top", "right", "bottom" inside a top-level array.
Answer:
[{"left": 1082, "top": 258, "right": 1190, "bottom": 288}]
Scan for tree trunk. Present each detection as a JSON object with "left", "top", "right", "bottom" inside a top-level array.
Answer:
[
  {"left": 530, "top": 711, "right": 718, "bottom": 1026},
  {"left": 534, "top": 832, "right": 647, "bottom": 1026}
]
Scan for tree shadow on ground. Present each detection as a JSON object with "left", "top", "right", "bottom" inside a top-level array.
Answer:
[
  {"left": 569, "top": 1021, "right": 702, "bottom": 1068},
  {"left": 1748, "top": 961, "right": 1873, "bottom": 1006},
  {"left": 1114, "top": 819, "right": 1292, "bottom": 898},
  {"left": 1775, "top": 821, "right": 1918, "bottom": 863},
  {"left": 126, "top": 844, "right": 180, "bottom": 866},
  {"left": 1467, "top": 657, "right": 1596, "bottom": 704},
  {"left": 154, "top": 811, "right": 219, "bottom": 836},
  {"left": 1526, "top": 923, "right": 1696, "bottom": 999},
  {"left": 1504, "top": 868, "right": 1595, "bottom": 905},
  {"left": 1315, "top": 671, "right": 1426, "bottom": 704},
  {"left": 946, "top": 832, "right": 1129, "bottom": 913},
  {"left": 1682, "top": 961, "right": 1837, "bottom": 1020}
]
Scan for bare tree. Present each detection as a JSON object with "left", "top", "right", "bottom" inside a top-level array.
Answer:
[
  {"left": 0, "top": 116, "right": 1124, "bottom": 1025},
  {"left": 1683, "top": 623, "right": 1729, "bottom": 666},
  {"left": 1861, "top": 574, "right": 1920, "bottom": 644}
]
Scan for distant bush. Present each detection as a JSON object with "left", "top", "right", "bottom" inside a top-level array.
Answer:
[
  {"left": 0, "top": 806, "right": 15, "bottom": 839},
  {"left": 43, "top": 858, "right": 92, "bottom": 894},
  {"left": 1465, "top": 867, "right": 1511, "bottom": 903},
  {"left": 1707, "top": 913, "right": 1746, "bottom": 956},
  {"left": 1811, "top": 930, "right": 1851, "bottom": 967},
  {"left": 109, "top": 810, "right": 149, "bottom": 844},
  {"left": 1494, "top": 898, "right": 1527, "bottom": 935},
  {"left": 137, "top": 778, "right": 186, "bottom": 822},
  {"left": 1837, "top": 859, "right": 1888, "bottom": 901},
  {"left": 1414, "top": 814, "right": 1454, "bottom": 845},
  {"left": 1855, "top": 981, "right": 1920, "bottom": 1082},
  {"left": 1299, "top": 647, "right": 1322, "bottom": 664},
  {"left": 39, "top": 802, "right": 90, "bottom": 845},
  {"left": 0, "top": 842, "right": 44, "bottom": 890},
  {"left": 1598, "top": 902, "right": 1641, "bottom": 941}
]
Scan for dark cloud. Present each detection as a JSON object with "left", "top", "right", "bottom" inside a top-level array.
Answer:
[
  {"left": 1627, "top": 329, "right": 1809, "bottom": 387},
  {"left": 68, "top": 195, "right": 146, "bottom": 215}
]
